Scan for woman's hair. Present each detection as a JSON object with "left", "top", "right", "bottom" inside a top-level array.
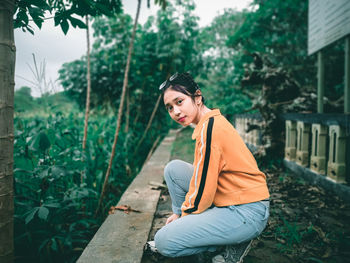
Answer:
[{"left": 161, "top": 72, "right": 205, "bottom": 103}]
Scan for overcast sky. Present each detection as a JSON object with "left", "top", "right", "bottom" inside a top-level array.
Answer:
[{"left": 14, "top": 0, "right": 252, "bottom": 97}]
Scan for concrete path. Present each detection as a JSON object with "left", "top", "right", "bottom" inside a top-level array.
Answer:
[{"left": 77, "top": 130, "right": 176, "bottom": 263}]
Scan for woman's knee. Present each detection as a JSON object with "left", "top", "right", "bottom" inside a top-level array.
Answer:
[
  {"left": 154, "top": 228, "right": 179, "bottom": 257},
  {"left": 164, "top": 159, "right": 184, "bottom": 182}
]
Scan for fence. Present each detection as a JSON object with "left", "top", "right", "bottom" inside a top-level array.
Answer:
[
  {"left": 234, "top": 113, "right": 350, "bottom": 184},
  {"left": 234, "top": 113, "right": 264, "bottom": 152}
]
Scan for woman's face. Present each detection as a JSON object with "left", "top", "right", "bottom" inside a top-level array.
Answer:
[{"left": 163, "top": 88, "right": 201, "bottom": 126}]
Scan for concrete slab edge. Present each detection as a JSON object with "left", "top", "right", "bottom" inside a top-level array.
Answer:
[{"left": 77, "top": 130, "right": 177, "bottom": 263}]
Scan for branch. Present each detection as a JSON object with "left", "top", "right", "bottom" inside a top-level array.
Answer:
[
  {"left": 269, "top": 99, "right": 295, "bottom": 107},
  {"left": 82, "top": 15, "right": 91, "bottom": 151}
]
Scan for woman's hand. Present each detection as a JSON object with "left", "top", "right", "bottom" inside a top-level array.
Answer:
[{"left": 166, "top": 213, "right": 180, "bottom": 225}]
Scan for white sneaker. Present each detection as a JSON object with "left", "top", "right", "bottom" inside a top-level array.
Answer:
[
  {"left": 143, "top": 240, "right": 159, "bottom": 254},
  {"left": 211, "top": 240, "right": 253, "bottom": 263}
]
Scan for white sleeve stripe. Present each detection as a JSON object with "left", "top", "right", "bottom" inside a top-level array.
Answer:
[{"left": 182, "top": 121, "right": 206, "bottom": 210}]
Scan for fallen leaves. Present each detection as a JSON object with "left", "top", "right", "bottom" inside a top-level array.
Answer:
[
  {"left": 108, "top": 205, "right": 141, "bottom": 215},
  {"left": 148, "top": 181, "right": 167, "bottom": 190},
  {"left": 253, "top": 165, "right": 350, "bottom": 262}
]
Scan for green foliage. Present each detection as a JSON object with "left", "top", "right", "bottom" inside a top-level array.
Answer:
[
  {"left": 59, "top": 1, "right": 202, "bottom": 108},
  {"left": 59, "top": 1, "right": 202, "bottom": 140},
  {"left": 14, "top": 0, "right": 122, "bottom": 34},
  {"left": 195, "top": 9, "right": 253, "bottom": 118},
  {"left": 227, "top": 0, "right": 314, "bottom": 84},
  {"left": 225, "top": 0, "right": 345, "bottom": 107},
  {"left": 60, "top": 12, "right": 133, "bottom": 109},
  {"left": 13, "top": 110, "right": 166, "bottom": 262},
  {"left": 14, "top": 87, "right": 37, "bottom": 113},
  {"left": 14, "top": 88, "right": 79, "bottom": 117}
]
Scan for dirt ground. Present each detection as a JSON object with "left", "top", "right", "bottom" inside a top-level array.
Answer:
[{"left": 141, "top": 165, "right": 350, "bottom": 263}]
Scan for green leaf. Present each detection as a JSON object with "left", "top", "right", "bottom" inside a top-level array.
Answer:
[
  {"left": 54, "top": 15, "right": 61, "bottom": 27},
  {"left": 25, "top": 207, "right": 39, "bottom": 224},
  {"left": 15, "top": 157, "right": 34, "bottom": 171},
  {"left": 38, "top": 238, "right": 50, "bottom": 253},
  {"left": 17, "top": 9, "right": 29, "bottom": 25},
  {"left": 69, "top": 16, "right": 87, "bottom": 29},
  {"left": 38, "top": 167, "right": 49, "bottom": 179},
  {"left": 51, "top": 238, "right": 58, "bottom": 251},
  {"left": 29, "top": 0, "right": 50, "bottom": 10},
  {"left": 51, "top": 166, "right": 66, "bottom": 178},
  {"left": 47, "top": 128, "right": 56, "bottom": 145},
  {"left": 28, "top": 6, "right": 44, "bottom": 29},
  {"left": 38, "top": 132, "right": 50, "bottom": 150},
  {"left": 60, "top": 19, "right": 69, "bottom": 35},
  {"left": 38, "top": 206, "right": 49, "bottom": 220},
  {"left": 95, "top": 3, "right": 112, "bottom": 16},
  {"left": 30, "top": 131, "right": 51, "bottom": 152},
  {"left": 43, "top": 203, "right": 60, "bottom": 208},
  {"left": 26, "top": 26, "right": 34, "bottom": 35}
]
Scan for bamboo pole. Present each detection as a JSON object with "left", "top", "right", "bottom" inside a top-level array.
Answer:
[
  {"left": 124, "top": 87, "right": 130, "bottom": 133},
  {"left": 96, "top": 0, "right": 142, "bottom": 216},
  {"left": 83, "top": 15, "right": 91, "bottom": 150}
]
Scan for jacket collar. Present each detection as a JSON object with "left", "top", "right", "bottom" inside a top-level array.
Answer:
[{"left": 192, "top": 109, "right": 221, "bottom": 140}]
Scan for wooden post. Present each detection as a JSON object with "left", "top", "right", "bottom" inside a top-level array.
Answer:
[
  {"left": 345, "top": 36, "right": 350, "bottom": 113},
  {"left": 317, "top": 51, "right": 325, "bottom": 113}
]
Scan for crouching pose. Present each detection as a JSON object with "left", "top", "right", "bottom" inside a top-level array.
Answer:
[{"left": 148, "top": 72, "right": 270, "bottom": 263}]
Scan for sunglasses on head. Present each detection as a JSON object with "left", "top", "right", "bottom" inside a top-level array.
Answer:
[{"left": 159, "top": 73, "right": 179, "bottom": 91}]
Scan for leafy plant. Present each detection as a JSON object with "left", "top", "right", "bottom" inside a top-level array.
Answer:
[
  {"left": 274, "top": 216, "right": 314, "bottom": 253},
  {"left": 13, "top": 108, "right": 166, "bottom": 262}
]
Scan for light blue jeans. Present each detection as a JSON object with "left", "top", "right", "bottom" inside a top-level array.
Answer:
[{"left": 154, "top": 159, "right": 269, "bottom": 257}]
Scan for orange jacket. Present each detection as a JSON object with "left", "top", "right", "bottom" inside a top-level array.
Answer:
[{"left": 181, "top": 109, "right": 270, "bottom": 216}]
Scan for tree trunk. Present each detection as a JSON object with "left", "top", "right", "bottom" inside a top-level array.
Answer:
[
  {"left": 0, "top": 0, "right": 15, "bottom": 262},
  {"left": 96, "top": 0, "right": 141, "bottom": 216},
  {"left": 82, "top": 15, "right": 91, "bottom": 150}
]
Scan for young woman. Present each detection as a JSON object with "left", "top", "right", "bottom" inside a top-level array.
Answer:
[{"left": 150, "top": 72, "right": 270, "bottom": 263}]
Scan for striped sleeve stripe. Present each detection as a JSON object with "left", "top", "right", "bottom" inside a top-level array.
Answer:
[
  {"left": 182, "top": 121, "right": 206, "bottom": 210},
  {"left": 184, "top": 117, "right": 214, "bottom": 214}
]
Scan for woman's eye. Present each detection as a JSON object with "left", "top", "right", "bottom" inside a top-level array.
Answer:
[
  {"left": 177, "top": 100, "right": 183, "bottom": 105},
  {"left": 167, "top": 106, "right": 173, "bottom": 112}
]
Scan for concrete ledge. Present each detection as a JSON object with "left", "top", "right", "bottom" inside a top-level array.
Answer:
[
  {"left": 284, "top": 159, "right": 350, "bottom": 204},
  {"left": 77, "top": 130, "right": 176, "bottom": 263}
]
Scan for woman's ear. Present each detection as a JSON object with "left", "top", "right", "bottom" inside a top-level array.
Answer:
[{"left": 195, "top": 90, "right": 202, "bottom": 105}]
